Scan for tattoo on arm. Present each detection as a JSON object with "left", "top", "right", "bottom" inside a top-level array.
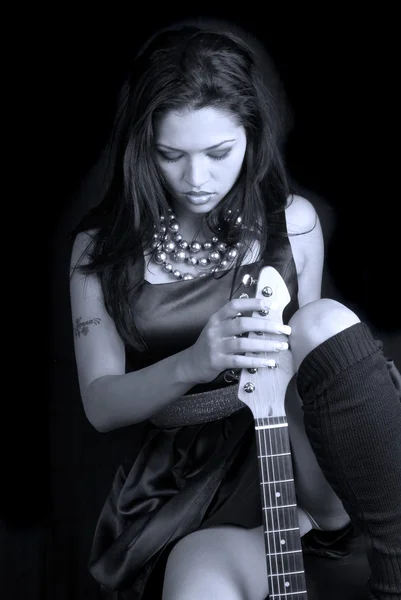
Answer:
[{"left": 74, "top": 317, "right": 101, "bottom": 338}]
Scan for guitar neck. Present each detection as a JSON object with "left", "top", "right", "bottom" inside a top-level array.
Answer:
[{"left": 254, "top": 416, "right": 308, "bottom": 599}]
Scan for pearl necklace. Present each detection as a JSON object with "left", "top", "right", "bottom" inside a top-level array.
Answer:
[{"left": 150, "top": 208, "right": 242, "bottom": 280}]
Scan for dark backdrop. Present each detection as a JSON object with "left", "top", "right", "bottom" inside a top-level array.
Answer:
[{"left": 3, "top": 5, "right": 400, "bottom": 600}]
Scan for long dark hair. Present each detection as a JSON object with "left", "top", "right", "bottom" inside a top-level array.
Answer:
[{"left": 71, "top": 22, "right": 294, "bottom": 352}]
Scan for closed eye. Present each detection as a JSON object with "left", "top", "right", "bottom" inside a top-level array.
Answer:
[{"left": 157, "top": 150, "right": 232, "bottom": 164}]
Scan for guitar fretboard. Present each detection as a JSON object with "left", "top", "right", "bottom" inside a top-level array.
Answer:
[{"left": 254, "top": 416, "right": 308, "bottom": 599}]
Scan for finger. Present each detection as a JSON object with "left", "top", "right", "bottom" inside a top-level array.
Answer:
[
  {"left": 224, "top": 337, "right": 289, "bottom": 354},
  {"left": 216, "top": 297, "right": 273, "bottom": 322},
  {"left": 230, "top": 355, "right": 278, "bottom": 370},
  {"left": 222, "top": 316, "right": 292, "bottom": 337}
]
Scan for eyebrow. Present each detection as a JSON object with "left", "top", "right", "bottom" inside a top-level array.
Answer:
[{"left": 156, "top": 139, "right": 236, "bottom": 152}]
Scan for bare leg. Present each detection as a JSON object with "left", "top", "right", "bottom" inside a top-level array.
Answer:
[{"left": 162, "top": 511, "right": 312, "bottom": 600}]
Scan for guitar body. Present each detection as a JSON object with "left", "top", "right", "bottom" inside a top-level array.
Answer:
[{"left": 236, "top": 266, "right": 348, "bottom": 598}]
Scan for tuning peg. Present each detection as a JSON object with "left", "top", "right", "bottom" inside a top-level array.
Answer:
[
  {"left": 224, "top": 369, "right": 241, "bottom": 383},
  {"left": 243, "top": 382, "right": 256, "bottom": 393},
  {"left": 242, "top": 274, "right": 257, "bottom": 287}
]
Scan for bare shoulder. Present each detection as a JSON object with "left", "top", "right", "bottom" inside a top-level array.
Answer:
[
  {"left": 70, "top": 229, "right": 97, "bottom": 274},
  {"left": 284, "top": 194, "right": 324, "bottom": 306},
  {"left": 284, "top": 194, "right": 319, "bottom": 235}
]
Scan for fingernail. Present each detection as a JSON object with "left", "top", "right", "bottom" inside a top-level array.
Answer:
[
  {"left": 275, "top": 342, "right": 289, "bottom": 351},
  {"left": 276, "top": 324, "right": 291, "bottom": 335},
  {"left": 261, "top": 300, "right": 278, "bottom": 310},
  {"left": 261, "top": 359, "right": 277, "bottom": 368}
]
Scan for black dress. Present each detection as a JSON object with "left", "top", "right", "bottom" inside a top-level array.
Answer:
[{"left": 88, "top": 223, "right": 300, "bottom": 599}]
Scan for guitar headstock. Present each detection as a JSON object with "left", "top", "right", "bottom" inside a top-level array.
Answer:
[{"left": 238, "top": 266, "right": 295, "bottom": 419}]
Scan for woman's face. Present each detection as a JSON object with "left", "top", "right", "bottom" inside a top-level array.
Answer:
[{"left": 154, "top": 106, "right": 247, "bottom": 218}]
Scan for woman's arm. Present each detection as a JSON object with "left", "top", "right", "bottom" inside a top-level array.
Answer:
[
  {"left": 70, "top": 233, "right": 199, "bottom": 432},
  {"left": 70, "top": 211, "right": 315, "bottom": 434},
  {"left": 70, "top": 234, "right": 288, "bottom": 433},
  {"left": 285, "top": 194, "right": 325, "bottom": 307}
]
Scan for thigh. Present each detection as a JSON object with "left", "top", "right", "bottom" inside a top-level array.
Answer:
[{"left": 162, "top": 524, "right": 269, "bottom": 600}]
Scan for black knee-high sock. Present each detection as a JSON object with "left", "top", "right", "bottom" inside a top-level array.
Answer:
[{"left": 297, "top": 322, "right": 401, "bottom": 600}]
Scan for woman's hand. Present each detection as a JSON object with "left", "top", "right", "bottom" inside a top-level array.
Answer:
[{"left": 183, "top": 297, "right": 291, "bottom": 384}]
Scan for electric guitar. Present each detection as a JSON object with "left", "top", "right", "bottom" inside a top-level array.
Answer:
[{"left": 237, "top": 266, "right": 309, "bottom": 599}]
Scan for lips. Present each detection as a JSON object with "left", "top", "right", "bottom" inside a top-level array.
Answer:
[
  {"left": 183, "top": 192, "right": 216, "bottom": 205},
  {"left": 183, "top": 191, "right": 213, "bottom": 196}
]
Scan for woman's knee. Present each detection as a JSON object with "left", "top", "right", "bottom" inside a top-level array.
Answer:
[{"left": 288, "top": 299, "right": 360, "bottom": 372}]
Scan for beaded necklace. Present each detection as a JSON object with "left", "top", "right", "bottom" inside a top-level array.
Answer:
[{"left": 150, "top": 208, "right": 242, "bottom": 280}]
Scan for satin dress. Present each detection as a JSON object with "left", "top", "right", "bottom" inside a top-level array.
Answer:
[{"left": 88, "top": 219, "right": 301, "bottom": 599}]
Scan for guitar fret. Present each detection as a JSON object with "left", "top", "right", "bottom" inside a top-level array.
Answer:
[
  {"left": 259, "top": 477, "right": 298, "bottom": 510},
  {"left": 270, "top": 592, "right": 307, "bottom": 597},
  {"left": 270, "top": 570, "right": 304, "bottom": 576},
  {"left": 267, "top": 550, "right": 303, "bottom": 555},
  {"left": 263, "top": 508, "right": 299, "bottom": 531},
  {"left": 261, "top": 478, "right": 294, "bottom": 484},
  {"left": 258, "top": 452, "right": 291, "bottom": 457},
  {"left": 264, "top": 543, "right": 305, "bottom": 574},
  {"left": 255, "top": 423, "right": 288, "bottom": 430},
  {"left": 264, "top": 504, "right": 297, "bottom": 509},
  {"left": 258, "top": 455, "right": 294, "bottom": 485},
  {"left": 269, "top": 558, "right": 306, "bottom": 598},
  {"left": 265, "top": 529, "right": 303, "bottom": 553},
  {"left": 266, "top": 527, "right": 300, "bottom": 533},
  {"left": 268, "top": 571, "right": 308, "bottom": 597}
]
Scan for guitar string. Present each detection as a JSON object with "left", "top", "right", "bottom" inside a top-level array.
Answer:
[
  {"left": 274, "top": 338, "right": 299, "bottom": 595},
  {"left": 249, "top": 271, "right": 305, "bottom": 597},
  {"left": 253, "top": 347, "right": 278, "bottom": 597},
  {"left": 275, "top": 277, "right": 306, "bottom": 595},
  {"left": 254, "top": 299, "right": 287, "bottom": 599},
  {"left": 250, "top": 306, "right": 277, "bottom": 595},
  {"left": 254, "top": 275, "right": 301, "bottom": 598},
  {"left": 275, "top": 369, "right": 291, "bottom": 598},
  {"left": 255, "top": 346, "right": 287, "bottom": 599},
  {"left": 266, "top": 325, "right": 304, "bottom": 595},
  {"left": 267, "top": 282, "right": 302, "bottom": 595},
  {"left": 265, "top": 286, "right": 288, "bottom": 598},
  {"left": 268, "top": 363, "right": 288, "bottom": 598}
]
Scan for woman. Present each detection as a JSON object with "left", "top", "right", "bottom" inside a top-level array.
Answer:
[{"left": 69, "top": 22, "right": 400, "bottom": 599}]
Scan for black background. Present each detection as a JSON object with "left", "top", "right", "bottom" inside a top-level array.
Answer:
[
  {"left": 50, "top": 6, "right": 400, "bottom": 332},
  {"left": 3, "top": 4, "right": 400, "bottom": 599}
]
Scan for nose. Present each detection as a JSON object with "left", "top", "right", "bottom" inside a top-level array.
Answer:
[{"left": 183, "top": 157, "right": 210, "bottom": 189}]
